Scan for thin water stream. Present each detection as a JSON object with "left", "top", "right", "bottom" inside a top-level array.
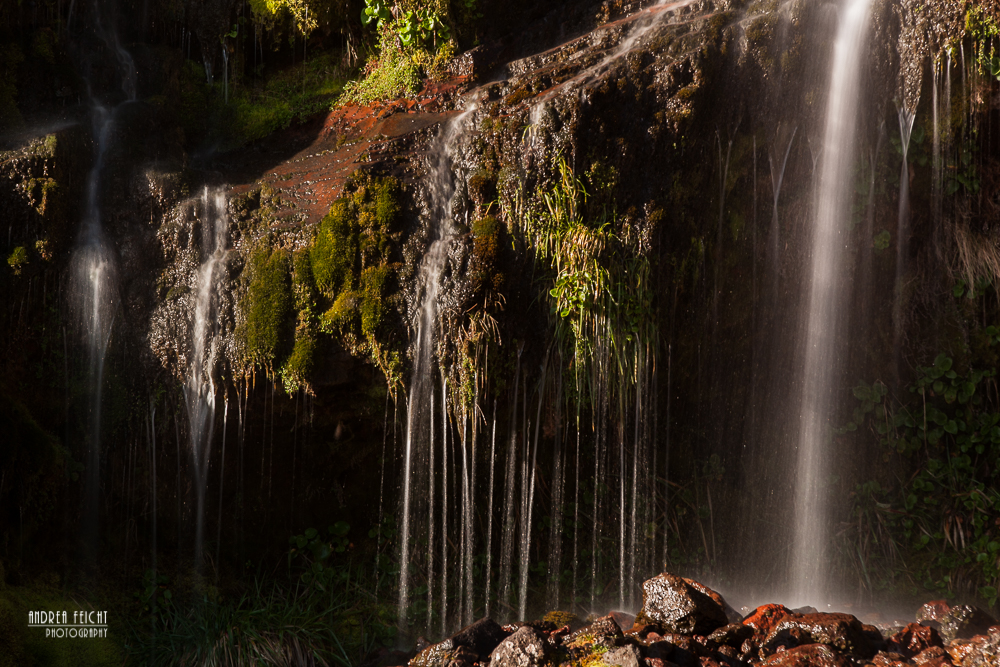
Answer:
[
  {"left": 790, "top": 0, "right": 873, "bottom": 604},
  {"left": 398, "top": 102, "right": 478, "bottom": 629}
]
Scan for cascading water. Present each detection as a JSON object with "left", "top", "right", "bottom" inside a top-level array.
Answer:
[
  {"left": 790, "top": 0, "right": 873, "bottom": 604},
  {"left": 182, "top": 189, "right": 229, "bottom": 573},
  {"left": 398, "top": 102, "right": 477, "bottom": 630},
  {"left": 71, "top": 0, "right": 137, "bottom": 563}
]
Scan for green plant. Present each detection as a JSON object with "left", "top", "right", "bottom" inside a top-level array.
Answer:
[
  {"left": 361, "top": 0, "right": 392, "bottom": 30},
  {"left": 843, "top": 350, "right": 1000, "bottom": 606},
  {"left": 7, "top": 246, "right": 27, "bottom": 275}
]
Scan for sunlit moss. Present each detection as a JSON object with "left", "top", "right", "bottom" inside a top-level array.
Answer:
[
  {"left": 239, "top": 246, "right": 292, "bottom": 371},
  {"left": 310, "top": 174, "right": 404, "bottom": 389}
]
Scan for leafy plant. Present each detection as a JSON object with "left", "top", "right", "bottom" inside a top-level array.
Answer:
[
  {"left": 361, "top": 0, "right": 392, "bottom": 30},
  {"left": 842, "top": 349, "right": 1000, "bottom": 606}
]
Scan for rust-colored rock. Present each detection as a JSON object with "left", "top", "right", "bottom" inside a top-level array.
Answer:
[
  {"left": 761, "top": 613, "right": 878, "bottom": 659},
  {"left": 912, "top": 646, "right": 952, "bottom": 666},
  {"left": 636, "top": 573, "right": 730, "bottom": 636},
  {"left": 886, "top": 622, "right": 943, "bottom": 658},
  {"left": 760, "top": 644, "right": 853, "bottom": 667},
  {"left": 566, "top": 614, "right": 624, "bottom": 648},
  {"left": 742, "top": 604, "right": 792, "bottom": 644},
  {"left": 707, "top": 622, "right": 753, "bottom": 649},
  {"left": 944, "top": 630, "right": 1000, "bottom": 666},
  {"left": 938, "top": 605, "right": 997, "bottom": 643},
  {"left": 611, "top": 611, "right": 638, "bottom": 631},
  {"left": 917, "top": 601, "right": 952, "bottom": 624},
  {"left": 871, "top": 651, "right": 908, "bottom": 667}
]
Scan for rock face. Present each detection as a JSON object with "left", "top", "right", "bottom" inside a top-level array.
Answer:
[
  {"left": 489, "top": 626, "right": 550, "bottom": 667},
  {"left": 636, "top": 573, "right": 730, "bottom": 635}
]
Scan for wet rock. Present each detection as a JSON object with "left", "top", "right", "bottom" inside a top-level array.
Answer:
[
  {"left": 761, "top": 613, "right": 877, "bottom": 659},
  {"left": 452, "top": 618, "right": 511, "bottom": 658},
  {"left": 870, "top": 651, "right": 908, "bottom": 667},
  {"left": 567, "top": 614, "right": 625, "bottom": 648},
  {"left": 411, "top": 618, "right": 511, "bottom": 667},
  {"left": 610, "top": 611, "right": 637, "bottom": 631},
  {"left": 707, "top": 623, "right": 753, "bottom": 650},
  {"left": 543, "top": 610, "right": 583, "bottom": 631},
  {"left": 742, "top": 605, "right": 792, "bottom": 644},
  {"left": 938, "top": 605, "right": 996, "bottom": 643},
  {"left": 944, "top": 628, "right": 1000, "bottom": 666},
  {"left": 885, "top": 622, "right": 943, "bottom": 658},
  {"left": 759, "top": 644, "right": 853, "bottom": 666},
  {"left": 917, "top": 601, "right": 951, "bottom": 624},
  {"left": 490, "top": 626, "right": 550, "bottom": 667},
  {"left": 636, "top": 573, "right": 730, "bottom": 636},
  {"left": 912, "top": 645, "right": 951, "bottom": 666},
  {"left": 604, "top": 644, "right": 643, "bottom": 667},
  {"left": 645, "top": 635, "right": 701, "bottom": 667}
]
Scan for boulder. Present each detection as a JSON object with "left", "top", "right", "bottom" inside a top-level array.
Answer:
[
  {"left": 636, "top": 573, "right": 730, "bottom": 636},
  {"left": 741, "top": 604, "right": 792, "bottom": 644},
  {"left": 761, "top": 613, "right": 878, "bottom": 659},
  {"left": 707, "top": 622, "right": 753, "bottom": 650},
  {"left": 917, "top": 601, "right": 951, "bottom": 624},
  {"left": 489, "top": 626, "right": 549, "bottom": 667},
  {"left": 759, "top": 644, "right": 853, "bottom": 667},
  {"left": 566, "top": 614, "right": 625, "bottom": 648},
  {"left": 604, "top": 644, "right": 643, "bottom": 667},
  {"left": 610, "top": 611, "right": 637, "bottom": 632},
  {"left": 944, "top": 627, "right": 1000, "bottom": 666},
  {"left": 938, "top": 605, "right": 996, "bottom": 643},
  {"left": 452, "top": 618, "right": 511, "bottom": 657},
  {"left": 870, "top": 651, "right": 908, "bottom": 667},
  {"left": 411, "top": 618, "right": 511, "bottom": 667},
  {"left": 885, "top": 622, "right": 943, "bottom": 658},
  {"left": 912, "top": 646, "right": 951, "bottom": 666}
]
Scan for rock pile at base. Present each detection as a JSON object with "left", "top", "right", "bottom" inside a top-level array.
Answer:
[{"left": 400, "top": 573, "right": 1000, "bottom": 667}]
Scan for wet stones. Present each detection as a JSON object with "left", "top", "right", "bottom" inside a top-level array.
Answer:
[
  {"left": 760, "top": 613, "right": 879, "bottom": 659},
  {"left": 410, "top": 618, "right": 511, "bottom": 667},
  {"left": 759, "top": 644, "right": 853, "bottom": 667},
  {"left": 636, "top": 573, "right": 731, "bottom": 635},
  {"left": 603, "top": 644, "right": 643, "bottom": 667},
  {"left": 489, "top": 626, "right": 550, "bottom": 667},
  {"left": 451, "top": 618, "right": 511, "bottom": 658},
  {"left": 937, "top": 605, "right": 997, "bottom": 643},
  {"left": 885, "top": 622, "right": 944, "bottom": 658}
]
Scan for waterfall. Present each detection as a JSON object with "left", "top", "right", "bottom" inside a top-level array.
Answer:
[
  {"left": 71, "top": 0, "right": 137, "bottom": 563},
  {"left": 790, "top": 0, "right": 873, "bottom": 604},
  {"left": 398, "top": 103, "right": 477, "bottom": 631},
  {"left": 182, "top": 189, "right": 229, "bottom": 574},
  {"left": 73, "top": 105, "right": 121, "bottom": 562}
]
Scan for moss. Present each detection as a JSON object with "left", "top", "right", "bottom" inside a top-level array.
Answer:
[
  {"left": 503, "top": 87, "right": 533, "bottom": 106},
  {"left": 7, "top": 247, "right": 27, "bottom": 275},
  {"left": 470, "top": 216, "right": 504, "bottom": 294},
  {"left": 542, "top": 610, "right": 581, "bottom": 629},
  {"left": 359, "top": 265, "right": 391, "bottom": 338},
  {"left": 281, "top": 334, "right": 316, "bottom": 393},
  {"left": 309, "top": 174, "right": 404, "bottom": 388},
  {"left": 240, "top": 246, "right": 293, "bottom": 371}
]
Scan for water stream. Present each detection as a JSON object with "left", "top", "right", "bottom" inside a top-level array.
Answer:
[
  {"left": 398, "top": 102, "right": 477, "bottom": 629},
  {"left": 789, "top": 0, "right": 873, "bottom": 604},
  {"left": 182, "top": 189, "right": 229, "bottom": 574}
]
